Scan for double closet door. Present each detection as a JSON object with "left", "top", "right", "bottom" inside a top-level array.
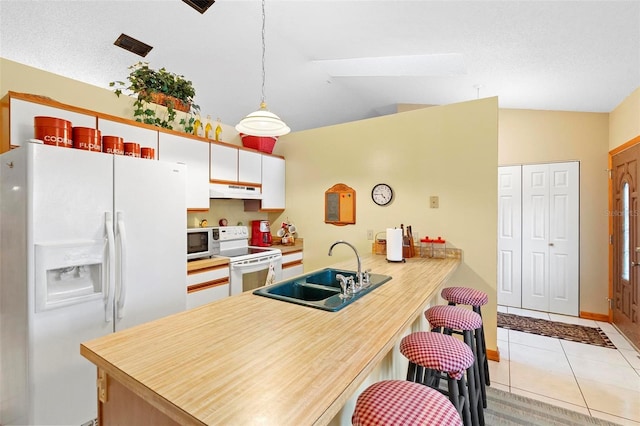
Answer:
[{"left": 498, "top": 162, "right": 579, "bottom": 316}]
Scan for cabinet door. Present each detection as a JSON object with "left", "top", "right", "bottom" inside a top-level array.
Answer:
[
  {"left": 158, "top": 133, "right": 210, "bottom": 210},
  {"left": 261, "top": 155, "right": 285, "bottom": 210},
  {"left": 186, "top": 264, "right": 230, "bottom": 308},
  {"left": 281, "top": 251, "right": 303, "bottom": 280},
  {"left": 11, "top": 98, "right": 96, "bottom": 149},
  {"left": 98, "top": 118, "right": 158, "bottom": 151},
  {"left": 238, "top": 150, "right": 262, "bottom": 185},
  {"left": 210, "top": 143, "right": 238, "bottom": 182}
]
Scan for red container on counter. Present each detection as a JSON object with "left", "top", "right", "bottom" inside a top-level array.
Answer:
[
  {"left": 102, "top": 136, "right": 124, "bottom": 155},
  {"left": 73, "top": 127, "right": 101, "bottom": 151},
  {"left": 34, "top": 116, "right": 73, "bottom": 148},
  {"left": 124, "top": 142, "right": 141, "bottom": 158}
]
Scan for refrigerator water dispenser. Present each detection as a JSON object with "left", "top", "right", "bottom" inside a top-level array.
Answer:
[{"left": 35, "top": 241, "right": 105, "bottom": 312}]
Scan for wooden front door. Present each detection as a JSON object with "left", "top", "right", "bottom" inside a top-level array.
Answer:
[{"left": 612, "top": 145, "right": 640, "bottom": 347}]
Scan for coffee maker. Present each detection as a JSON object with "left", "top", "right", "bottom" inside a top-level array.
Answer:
[{"left": 251, "top": 220, "right": 272, "bottom": 247}]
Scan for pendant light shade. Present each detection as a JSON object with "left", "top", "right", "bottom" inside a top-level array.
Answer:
[
  {"left": 236, "top": 102, "right": 290, "bottom": 137},
  {"left": 236, "top": 0, "right": 290, "bottom": 137}
]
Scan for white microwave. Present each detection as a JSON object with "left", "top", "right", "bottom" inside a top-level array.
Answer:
[{"left": 187, "top": 227, "right": 220, "bottom": 261}]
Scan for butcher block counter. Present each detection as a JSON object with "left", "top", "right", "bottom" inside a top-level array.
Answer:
[{"left": 80, "top": 253, "right": 460, "bottom": 425}]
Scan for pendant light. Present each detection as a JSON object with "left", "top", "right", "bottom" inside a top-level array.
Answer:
[{"left": 236, "top": 0, "right": 290, "bottom": 137}]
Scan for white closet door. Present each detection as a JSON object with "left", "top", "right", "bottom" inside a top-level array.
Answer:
[
  {"left": 548, "top": 162, "right": 579, "bottom": 315},
  {"left": 522, "top": 162, "right": 579, "bottom": 315},
  {"left": 522, "top": 164, "right": 550, "bottom": 311},
  {"left": 497, "top": 166, "right": 522, "bottom": 307}
]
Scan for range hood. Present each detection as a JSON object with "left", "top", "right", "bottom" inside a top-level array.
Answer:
[{"left": 209, "top": 183, "right": 262, "bottom": 200}]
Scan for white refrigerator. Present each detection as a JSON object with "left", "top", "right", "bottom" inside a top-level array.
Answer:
[{"left": 0, "top": 142, "right": 187, "bottom": 425}]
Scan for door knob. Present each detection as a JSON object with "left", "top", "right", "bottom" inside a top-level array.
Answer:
[
  {"left": 631, "top": 261, "right": 640, "bottom": 267},
  {"left": 549, "top": 243, "right": 555, "bottom": 247}
]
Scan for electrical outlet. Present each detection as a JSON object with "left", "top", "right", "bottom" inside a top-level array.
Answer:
[
  {"left": 367, "top": 229, "right": 374, "bottom": 240},
  {"left": 430, "top": 196, "right": 439, "bottom": 208}
]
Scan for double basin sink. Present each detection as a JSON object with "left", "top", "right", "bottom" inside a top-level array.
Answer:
[{"left": 253, "top": 268, "right": 392, "bottom": 312}]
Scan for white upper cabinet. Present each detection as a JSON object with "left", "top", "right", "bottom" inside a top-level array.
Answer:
[
  {"left": 238, "top": 150, "right": 262, "bottom": 185},
  {"left": 97, "top": 118, "right": 158, "bottom": 150},
  {"left": 210, "top": 143, "right": 238, "bottom": 182},
  {"left": 158, "top": 132, "right": 210, "bottom": 210},
  {"left": 261, "top": 155, "right": 285, "bottom": 210},
  {"left": 10, "top": 98, "right": 95, "bottom": 149}
]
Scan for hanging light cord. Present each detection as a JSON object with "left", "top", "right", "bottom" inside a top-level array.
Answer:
[{"left": 260, "top": 0, "right": 267, "bottom": 107}]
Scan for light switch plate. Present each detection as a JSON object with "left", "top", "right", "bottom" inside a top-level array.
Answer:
[{"left": 430, "top": 196, "right": 439, "bottom": 208}]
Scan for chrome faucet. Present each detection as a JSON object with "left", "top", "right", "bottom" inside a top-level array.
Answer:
[{"left": 328, "top": 240, "right": 365, "bottom": 294}]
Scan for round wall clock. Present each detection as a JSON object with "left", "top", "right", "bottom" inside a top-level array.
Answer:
[{"left": 371, "top": 183, "right": 394, "bottom": 206}]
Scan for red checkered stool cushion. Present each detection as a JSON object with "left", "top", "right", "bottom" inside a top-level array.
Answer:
[
  {"left": 400, "top": 332, "right": 474, "bottom": 380},
  {"left": 352, "top": 380, "right": 462, "bottom": 426},
  {"left": 426, "top": 305, "right": 482, "bottom": 331},
  {"left": 441, "top": 287, "right": 488, "bottom": 307}
]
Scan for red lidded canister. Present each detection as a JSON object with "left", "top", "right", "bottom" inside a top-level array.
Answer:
[
  {"left": 73, "top": 127, "right": 102, "bottom": 151},
  {"left": 102, "top": 136, "right": 124, "bottom": 155},
  {"left": 34, "top": 116, "right": 73, "bottom": 148}
]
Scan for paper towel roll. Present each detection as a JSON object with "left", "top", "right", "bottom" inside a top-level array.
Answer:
[{"left": 386, "top": 228, "right": 403, "bottom": 262}]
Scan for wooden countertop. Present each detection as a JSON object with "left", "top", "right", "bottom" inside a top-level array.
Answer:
[{"left": 81, "top": 254, "right": 460, "bottom": 425}]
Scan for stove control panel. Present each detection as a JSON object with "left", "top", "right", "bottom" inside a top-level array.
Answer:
[{"left": 218, "top": 226, "right": 249, "bottom": 241}]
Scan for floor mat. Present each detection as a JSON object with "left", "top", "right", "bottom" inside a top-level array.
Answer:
[{"left": 497, "top": 312, "right": 617, "bottom": 349}]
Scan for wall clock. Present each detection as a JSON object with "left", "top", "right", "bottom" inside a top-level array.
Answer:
[{"left": 371, "top": 183, "right": 393, "bottom": 206}]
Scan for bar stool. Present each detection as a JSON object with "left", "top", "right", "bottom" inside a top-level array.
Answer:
[
  {"left": 352, "top": 380, "right": 462, "bottom": 426},
  {"left": 400, "top": 331, "right": 475, "bottom": 426},
  {"left": 441, "top": 287, "right": 490, "bottom": 393},
  {"left": 426, "top": 304, "right": 486, "bottom": 422}
]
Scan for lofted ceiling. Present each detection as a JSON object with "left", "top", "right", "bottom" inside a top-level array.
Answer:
[{"left": 1, "top": 0, "right": 639, "bottom": 132}]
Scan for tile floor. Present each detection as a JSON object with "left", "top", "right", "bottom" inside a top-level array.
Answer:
[{"left": 490, "top": 306, "right": 640, "bottom": 426}]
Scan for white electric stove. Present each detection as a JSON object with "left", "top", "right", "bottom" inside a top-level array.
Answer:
[{"left": 214, "top": 226, "right": 282, "bottom": 295}]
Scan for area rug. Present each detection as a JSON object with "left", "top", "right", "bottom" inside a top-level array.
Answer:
[
  {"left": 485, "top": 386, "right": 622, "bottom": 425},
  {"left": 497, "top": 312, "right": 616, "bottom": 349}
]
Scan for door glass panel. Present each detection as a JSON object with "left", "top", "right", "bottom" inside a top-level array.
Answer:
[{"left": 623, "top": 181, "right": 630, "bottom": 280}]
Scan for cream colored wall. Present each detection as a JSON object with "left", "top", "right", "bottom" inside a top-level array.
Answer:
[
  {"left": 0, "top": 58, "right": 239, "bottom": 143},
  {"left": 499, "top": 109, "right": 610, "bottom": 314},
  {"left": 187, "top": 200, "right": 268, "bottom": 229},
  {"left": 274, "top": 98, "right": 500, "bottom": 352},
  {"left": 609, "top": 87, "right": 640, "bottom": 150}
]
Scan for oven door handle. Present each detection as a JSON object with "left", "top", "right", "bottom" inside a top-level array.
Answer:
[{"left": 230, "top": 255, "right": 282, "bottom": 270}]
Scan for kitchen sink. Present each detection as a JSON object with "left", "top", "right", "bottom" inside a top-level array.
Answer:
[
  {"left": 253, "top": 268, "right": 392, "bottom": 312},
  {"left": 265, "top": 281, "right": 340, "bottom": 301}
]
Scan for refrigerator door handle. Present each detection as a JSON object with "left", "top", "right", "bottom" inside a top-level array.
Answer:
[
  {"left": 115, "top": 211, "right": 128, "bottom": 319},
  {"left": 105, "top": 212, "right": 116, "bottom": 323}
]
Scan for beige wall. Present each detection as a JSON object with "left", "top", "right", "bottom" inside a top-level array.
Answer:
[
  {"left": 274, "top": 98, "right": 500, "bottom": 351},
  {"left": 609, "top": 87, "right": 640, "bottom": 150},
  {"left": 0, "top": 58, "right": 240, "bottom": 143},
  {"left": 499, "top": 109, "right": 610, "bottom": 314}
]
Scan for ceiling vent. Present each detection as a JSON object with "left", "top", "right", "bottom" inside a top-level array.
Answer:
[
  {"left": 183, "top": 0, "right": 215, "bottom": 14},
  {"left": 113, "top": 34, "right": 153, "bottom": 58}
]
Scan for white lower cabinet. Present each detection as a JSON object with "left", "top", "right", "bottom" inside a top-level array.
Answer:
[
  {"left": 281, "top": 250, "right": 304, "bottom": 280},
  {"left": 186, "top": 264, "right": 230, "bottom": 309}
]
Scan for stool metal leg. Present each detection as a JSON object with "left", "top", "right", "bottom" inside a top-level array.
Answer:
[
  {"left": 463, "top": 331, "right": 485, "bottom": 426},
  {"left": 473, "top": 305, "right": 491, "bottom": 388}
]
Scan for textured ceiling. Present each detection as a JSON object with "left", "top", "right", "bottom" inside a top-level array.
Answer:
[{"left": 1, "top": 0, "right": 639, "bottom": 132}]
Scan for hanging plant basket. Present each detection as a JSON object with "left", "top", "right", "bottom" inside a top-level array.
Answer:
[
  {"left": 109, "top": 61, "right": 199, "bottom": 131},
  {"left": 145, "top": 91, "right": 191, "bottom": 113}
]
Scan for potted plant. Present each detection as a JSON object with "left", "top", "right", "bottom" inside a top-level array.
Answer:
[{"left": 110, "top": 61, "right": 200, "bottom": 131}]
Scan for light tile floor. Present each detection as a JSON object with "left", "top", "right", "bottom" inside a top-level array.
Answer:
[{"left": 490, "top": 306, "right": 640, "bottom": 426}]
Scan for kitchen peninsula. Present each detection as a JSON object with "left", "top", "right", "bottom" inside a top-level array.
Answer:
[{"left": 80, "top": 253, "right": 461, "bottom": 425}]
